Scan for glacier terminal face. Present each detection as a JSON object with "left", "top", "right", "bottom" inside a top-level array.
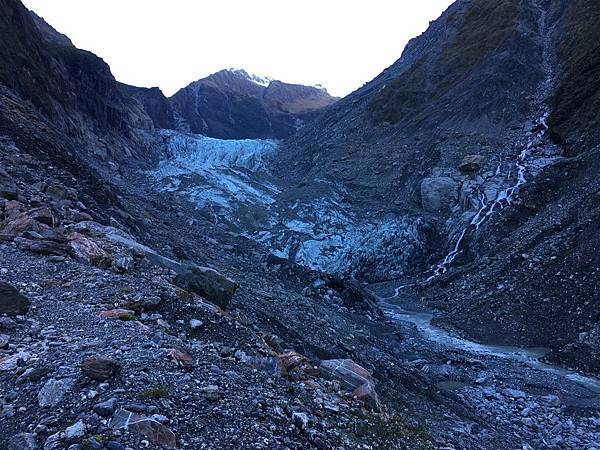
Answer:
[
  {"left": 151, "top": 130, "right": 280, "bottom": 214},
  {"left": 151, "top": 131, "right": 432, "bottom": 281}
]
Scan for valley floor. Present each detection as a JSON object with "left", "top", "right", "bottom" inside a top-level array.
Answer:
[{"left": 370, "top": 283, "right": 600, "bottom": 449}]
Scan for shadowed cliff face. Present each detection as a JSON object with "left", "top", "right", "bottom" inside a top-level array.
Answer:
[
  {"left": 121, "top": 84, "right": 176, "bottom": 130},
  {"left": 170, "top": 69, "right": 338, "bottom": 140},
  {"left": 0, "top": 0, "right": 155, "bottom": 163}
]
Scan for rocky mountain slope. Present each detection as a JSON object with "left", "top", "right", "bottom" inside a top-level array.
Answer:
[
  {"left": 170, "top": 69, "right": 338, "bottom": 139},
  {"left": 1, "top": 0, "right": 600, "bottom": 449},
  {"left": 270, "top": 0, "right": 600, "bottom": 374}
]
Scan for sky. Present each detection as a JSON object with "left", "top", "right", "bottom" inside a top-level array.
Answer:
[{"left": 22, "top": 0, "right": 454, "bottom": 98}]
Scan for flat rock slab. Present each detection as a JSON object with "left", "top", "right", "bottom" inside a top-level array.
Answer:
[
  {"left": 0, "top": 282, "right": 30, "bottom": 315},
  {"left": 110, "top": 409, "right": 177, "bottom": 449},
  {"left": 38, "top": 378, "right": 73, "bottom": 408}
]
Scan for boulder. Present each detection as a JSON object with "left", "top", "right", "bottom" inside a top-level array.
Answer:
[
  {"left": 0, "top": 282, "right": 30, "bottom": 315},
  {"left": 2, "top": 214, "right": 39, "bottom": 236},
  {"left": 320, "top": 359, "right": 374, "bottom": 391},
  {"left": 38, "top": 378, "right": 72, "bottom": 407},
  {"left": 173, "top": 266, "right": 238, "bottom": 309},
  {"left": 459, "top": 154, "right": 487, "bottom": 173},
  {"left": 0, "top": 351, "right": 34, "bottom": 371},
  {"left": 67, "top": 233, "right": 112, "bottom": 268},
  {"left": 110, "top": 409, "right": 177, "bottom": 449},
  {"left": 420, "top": 177, "right": 459, "bottom": 213},
  {"left": 15, "top": 237, "right": 66, "bottom": 256},
  {"left": 0, "top": 168, "right": 18, "bottom": 200},
  {"left": 7, "top": 433, "right": 39, "bottom": 450},
  {"left": 320, "top": 359, "right": 379, "bottom": 409},
  {"left": 28, "top": 206, "right": 55, "bottom": 226},
  {"left": 80, "top": 357, "right": 121, "bottom": 381},
  {"left": 94, "top": 397, "right": 118, "bottom": 417}
]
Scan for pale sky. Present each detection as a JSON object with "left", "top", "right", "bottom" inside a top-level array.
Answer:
[{"left": 22, "top": 0, "right": 453, "bottom": 98}]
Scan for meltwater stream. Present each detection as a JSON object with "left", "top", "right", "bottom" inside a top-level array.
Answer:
[{"left": 377, "top": 298, "right": 600, "bottom": 394}]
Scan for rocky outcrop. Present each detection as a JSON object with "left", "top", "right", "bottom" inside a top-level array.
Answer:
[
  {"left": 121, "top": 84, "right": 175, "bottom": 130},
  {"left": 420, "top": 177, "right": 459, "bottom": 213},
  {"left": 459, "top": 154, "right": 486, "bottom": 173},
  {"left": 170, "top": 69, "right": 338, "bottom": 139},
  {"left": 29, "top": 10, "right": 73, "bottom": 47}
]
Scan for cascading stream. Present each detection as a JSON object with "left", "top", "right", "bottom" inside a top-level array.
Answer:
[
  {"left": 427, "top": 0, "right": 556, "bottom": 281},
  {"left": 427, "top": 113, "right": 550, "bottom": 280}
]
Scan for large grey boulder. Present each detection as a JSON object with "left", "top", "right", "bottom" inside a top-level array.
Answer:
[
  {"left": 420, "top": 177, "right": 459, "bottom": 213},
  {"left": 173, "top": 266, "right": 238, "bottom": 309}
]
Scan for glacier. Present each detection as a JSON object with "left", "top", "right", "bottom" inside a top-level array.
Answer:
[{"left": 150, "top": 130, "right": 429, "bottom": 281}]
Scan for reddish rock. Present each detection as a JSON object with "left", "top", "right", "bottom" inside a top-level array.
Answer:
[
  {"left": 320, "top": 359, "right": 374, "bottom": 391},
  {"left": 352, "top": 381, "right": 380, "bottom": 410},
  {"left": 67, "top": 233, "right": 111, "bottom": 268},
  {"left": 276, "top": 351, "right": 308, "bottom": 373},
  {"left": 320, "top": 359, "right": 380, "bottom": 409},
  {"left": 3, "top": 200, "right": 23, "bottom": 221},
  {"left": 167, "top": 348, "right": 194, "bottom": 370},
  {"left": 2, "top": 214, "right": 39, "bottom": 236},
  {"left": 110, "top": 409, "right": 177, "bottom": 449},
  {"left": 80, "top": 357, "right": 121, "bottom": 381},
  {"left": 99, "top": 309, "right": 135, "bottom": 321}
]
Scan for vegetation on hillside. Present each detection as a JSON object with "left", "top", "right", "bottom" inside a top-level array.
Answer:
[
  {"left": 549, "top": 0, "right": 600, "bottom": 150},
  {"left": 370, "top": 0, "right": 520, "bottom": 124}
]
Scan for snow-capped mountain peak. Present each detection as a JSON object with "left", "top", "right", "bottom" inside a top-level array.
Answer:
[{"left": 228, "top": 68, "right": 273, "bottom": 87}]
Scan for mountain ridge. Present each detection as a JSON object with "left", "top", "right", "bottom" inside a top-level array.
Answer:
[{"left": 170, "top": 68, "right": 339, "bottom": 139}]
